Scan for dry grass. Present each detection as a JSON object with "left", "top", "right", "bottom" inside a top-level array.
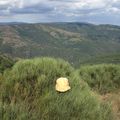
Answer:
[{"left": 100, "top": 90, "right": 120, "bottom": 120}]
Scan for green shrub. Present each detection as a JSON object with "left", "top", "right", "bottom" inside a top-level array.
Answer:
[
  {"left": 78, "top": 64, "right": 120, "bottom": 94},
  {"left": 0, "top": 54, "right": 14, "bottom": 73},
  {"left": 1, "top": 58, "right": 114, "bottom": 120}
]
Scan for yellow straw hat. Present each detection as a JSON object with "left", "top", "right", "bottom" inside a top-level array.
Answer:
[{"left": 55, "top": 77, "right": 71, "bottom": 92}]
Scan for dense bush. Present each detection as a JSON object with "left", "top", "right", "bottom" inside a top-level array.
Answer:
[
  {"left": 78, "top": 64, "right": 120, "bottom": 94},
  {"left": 0, "top": 54, "right": 14, "bottom": 73},
  {"left": 0, "top": 58, "right": 114, "bottom": 120}
]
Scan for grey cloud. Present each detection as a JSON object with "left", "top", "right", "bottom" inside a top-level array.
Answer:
[
  {"left": 0, "top": 0, "right": 119, "bottom": 16},
  {"left": 0, "top": 0, "right": 120, "bottom": 25},
  {"left": 10, "top": 4, "right": 54, "bottom": 14}
]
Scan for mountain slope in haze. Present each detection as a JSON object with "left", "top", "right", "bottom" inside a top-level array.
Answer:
[
  {"left": 80, "top": 54, "right": 120, "bottom": 65},
  {"left": 0, "top": 22, "right": 120, "bottom": 66}
]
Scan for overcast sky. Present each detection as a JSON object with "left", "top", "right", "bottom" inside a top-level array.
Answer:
[{"left": 0, "top": 0, "right": 120, "bottom": 25}]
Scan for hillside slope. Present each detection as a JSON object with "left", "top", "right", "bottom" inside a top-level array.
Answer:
[
  {"left": 0, "top": 57, "right": 114, "bottom": 120},
  {"left": 0, "top": 22, "right": 120, "bottom": 65},
  {"left": 80, "top": 54, "right": 120, "bottom": 65}
]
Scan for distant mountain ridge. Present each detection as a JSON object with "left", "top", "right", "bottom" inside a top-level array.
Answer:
[
  {"left": 0, "top": 22, "right": 120, "bottom": 66},
  {"left": 0, "top": 22, "right": 28, "bottom": 25}
]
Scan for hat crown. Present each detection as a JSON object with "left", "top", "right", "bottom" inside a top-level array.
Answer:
[{"left": 55, "top": 77, "right": 71, "bottom": 92}]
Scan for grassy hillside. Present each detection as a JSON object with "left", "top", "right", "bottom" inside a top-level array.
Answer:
[
  {"left": 0, "top": 23, "right": 120, "bottom": 66},
  {"left": 1, "top": 23, "right": 120, "bottom": 119},
  {"left": 78, "top": 64, "right": 120, "bottom": 94},
  {"left": 0, "top": 57, "right": 115, "bottom": 120},
  {"left": 78, "top": 64, "right": 120, "bottom": 119}
]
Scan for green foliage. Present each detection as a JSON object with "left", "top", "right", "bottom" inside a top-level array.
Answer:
[
  {"left": 78, "top": 64, "right": 120, "bottom": 94},
  {"left": 0, "top": 58, "right": 114, "bottom": 120},
  {"left": 0, "top": 54, "right": 14, "bottom": 73}
]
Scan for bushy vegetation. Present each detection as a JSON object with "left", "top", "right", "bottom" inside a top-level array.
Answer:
[
  {"left": 0, "top": 54, "right": 14, "bottom": 73},
  {"left": 0, "top": 57, "right": 114, "bottom": 120},
  {"left": 78, "top": 64, "right": 120, "bottom": 94}
]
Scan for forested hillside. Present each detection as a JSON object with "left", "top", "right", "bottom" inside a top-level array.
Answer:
[
  {"left": 0, "top": 22, "right": 120, "bottom": 66},
  {"left": 80, "top": 54, "right": 120, "bottom": 65}
]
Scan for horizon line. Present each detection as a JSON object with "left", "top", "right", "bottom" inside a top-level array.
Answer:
[{"left": 0, "top": 21, "right": 120, "bottom": 26}]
